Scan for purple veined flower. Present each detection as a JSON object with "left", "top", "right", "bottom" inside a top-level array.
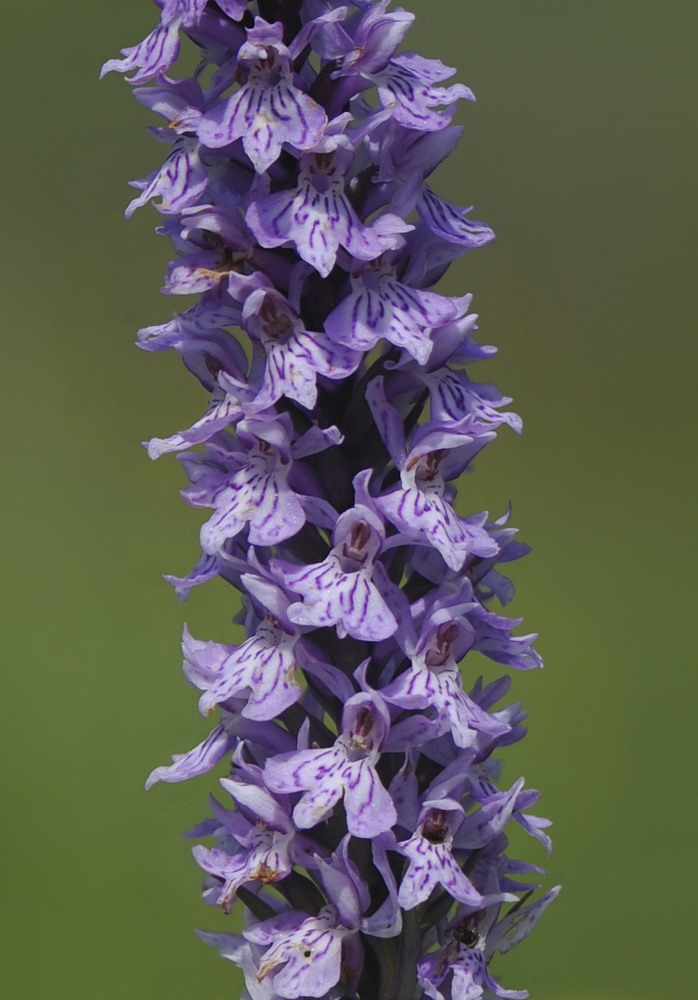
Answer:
[
  {"left": 373, "top": 51, "right": 475, "bottom": 131},
  {"left": 467, "top": 603, "right": 543, "bottom": 672},
  {"left": 417, "top": 187, "right": 496, "bottom": 249},
  {"left": 462, "top": 758, "right": 553, "bottom": 855},
  {"left": 382, "top": 609, "right": 511, "bottom": 747},
  {"left": 180, "top": 565, "right": 354, "bottom": 722},
  {"left": 125, "top": 137, "right": 210, "bottom": 218},
  {"left": 272, "top": 503, "right": 398, "bottom": 642},
  {"left": 264, "top": 691, "right": 397, "bottom": 839},
  {"left": 243, "top": 836, "right": 400, "bottom": 999},
  {"left": 160, "top": 204, "right": 252, "bottom": 296},
  {"left": 178, "top": 413, "right": 340, "bottom": 553},
  {"left": 418, "top": 881, "right": 561, "bottom": 1000},
  {"left": 316, "top": 0, "right": 415, "bottom": 82},
  {"left": 246, "top": 142, "right": 409, "bottom": 278},
  {"left": 101, "top": 17, "right": 182, "bottom": 84},
  {"left": 191, "top": 769, "right": 318, "bottom": 912},
  {"left": 239, "top": 284, "right": 362, "bottom": 409},
  {"left": 323, "top": 254, "right": 472, "bottom": 365},
  {"left": 198, "top": 18, "right": 328, "bottom": 173},
  {"left": 144, "top": 707, "right": 295, "bottom": 791},
  {"left": 393, "top": 797, "right": 485, "bottom": 910},
  {"left": 144, "top": 384, "right": 245, "bottom": 459},
  {"left": 366, "top": 376, "right": 499, "bottom": 570},
  {"left": 182, "top": 613, "right": 303, "bottom": 722},
  {"left": 250, "top": 906, "right": 352, "bottom": 999}
]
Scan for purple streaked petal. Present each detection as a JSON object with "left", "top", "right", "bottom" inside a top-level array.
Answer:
[
  {"left": 456, "top": 779, "right": 525, "bottom": 849},
  {"left": 126, "top": 139, "right": 208, "bottom": 218},
  {"left": 342, "top": 758, "right": 397, "bottom": 838},
  {"left": 375, "top": 52, "right": 474, "bottom": 132},
  {"left": 255, "top": 908, "right": 347, "bottom": 999},
  {"left": 101, "top": 18, "right": 181, "bottom": 83},
  {"left": 146, "top": 392, "right": 242, "bottom": 459},
  {"left": 200, "top": 77, "right": 326, "bottom": 172},
  {"left": 398, "top": 834, "right": 482, "bottom": 910},
  {"left": 197, "top": 627, "right": 301, "bottom": 721},
  {"left": 418, "top": 188, "right": 495, "bottom": 248},
  {"left": 489, "top": 886, "right": 561, "bottom": 955},
  {"left": 145, "top": 723, "right": 235, "bottom": 789}
]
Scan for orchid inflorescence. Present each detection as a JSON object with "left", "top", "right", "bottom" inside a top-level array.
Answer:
[{"left": 104, "top": 2, "right": 559, "bottom": 997}]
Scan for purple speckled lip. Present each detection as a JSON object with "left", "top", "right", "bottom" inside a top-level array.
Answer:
[{"left": 105, "top": 2, "right": 557, "bottom": 997}]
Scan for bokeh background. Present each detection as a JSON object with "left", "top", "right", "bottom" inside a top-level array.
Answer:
[{"left": 2, "top": 1, "right": 696, "bottom": 997}]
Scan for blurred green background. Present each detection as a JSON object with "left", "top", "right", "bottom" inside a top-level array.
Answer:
[{"left": 2, "top": 1, "right": 696, "bottom": 997}]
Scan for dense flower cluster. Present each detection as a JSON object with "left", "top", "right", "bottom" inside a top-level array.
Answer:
[{"left": 105, "top": 2, "right": 558, "bottom": 997}]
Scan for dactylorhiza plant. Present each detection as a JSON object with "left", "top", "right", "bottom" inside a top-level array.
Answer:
[{"left": 104, "top": 2, "right": 559, "bottom": 997}]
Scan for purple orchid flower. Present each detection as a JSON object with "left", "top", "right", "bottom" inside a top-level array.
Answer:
[
  {"left": 197, "top": 18, "right": 328, "bottom": 172},
  {"left": 107, "top": 2, "right": 557, "bottom": 997},
  {"left": 264, "top": 691, "right": 397, "bottom": 839},
  {"left": 272, "top": 504, "right": 398, "bottom": 642},
  {"left": 418, "top": 880, "right": 561, "bottom": 1000}
]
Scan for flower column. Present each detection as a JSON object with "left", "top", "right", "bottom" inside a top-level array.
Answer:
[{"left": 105, "top": 2, "right": 558, "bottom": 999}]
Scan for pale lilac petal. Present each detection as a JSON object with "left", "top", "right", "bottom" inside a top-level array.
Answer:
[
  {"left": 457, "top": 780, "right": 525, "bottom": 849},
  {"left": 343, "top": 758, "right": 397, "bottom": 838},
  {"left": 126, "top": 139, "right": 208, "bottom": 218},
  {"left": 257, "top": 910, "right": 346, "bottom": 999},
  {"left": 101, "top": 18, "right": 181, "bottom": 83},
  {"left": 145, "top": 724, "right": 234, "bottom": 789},
  {"left": 146, "top": 394, "right": 242, "bottom": 459},
  {"left": 398, "top": 835, "right": 481, "bottom": 909},
  {"left": 197, "top": 628, "right": 301, "bottom": 721},
  {"left": 418, "top": 188, "right": 495, "bottom": 248},
  {"left": 489, "top": 886, "right": 561, "bottom": 955}
]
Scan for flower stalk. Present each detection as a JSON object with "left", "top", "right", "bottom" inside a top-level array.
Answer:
[{"left": 105, "top": 2, "right": 558, "bottom": 997}]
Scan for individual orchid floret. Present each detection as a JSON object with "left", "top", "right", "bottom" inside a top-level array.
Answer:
[
  {"left": 273, "top": 505, "right": 398, "bottom": 642},
  {"left": 248, "top": 907, "right": 351, "bottom": 999},
  {"left": 144, "top": 708, "right": 294, "bottom": 790},
  {"left": 382, "top": 612, "right": 511, "bottom": 747},
  {"left": 367, "top": 376, "right": 499, "bottom": 570},
  {"left": 264, "top": 691, "right": 397, "bottom": 838},
  {"left": 182, "top": 612, "right": 302, "bottom": 721},
  {"left": 246, "top": 145, "right": 408, "bottom": 278},
  {"left": 181, "top": 566, "right": 354, "bottom": 722},
  {"left": 374, "top": 52, "right": 475, "bottom": 131},
  {"left": 317, "top": 0, "right": 414, "bottom": 83},
  {"left": 418, "top": 883, "right": 561, "bottom": 1000},
  {"left": 126, "top": 137, "right": 209, "bottom": 218},
  {"left": 179, "top": 414, "right": 340, "bottom": 553},
  {"left": 323, "top": 255, "right": 471, "bottom": 365},
  {"left": 394, "top": 797, "right": 484, "bottom": 910},
  {"left": 100, "top": 17, "right": 182, "bottom": 84},
  {"left": 240, "top": 285, "right": 362, "bottom": 409},
  {"left": 192, "top": 771, "right": 312, "bottom": 912},
  {"left": 197, "top": 18, "right": 328, "bottom": 173},
  {"left": 244, "top": 846, "right": 372, "bottom": 999}
]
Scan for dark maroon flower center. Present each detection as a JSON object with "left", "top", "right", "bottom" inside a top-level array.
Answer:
[
  {"left": 425, "top": 622, "right": 460, "bottom": 668},
  {"left": 259, "top": 295, "right": 294, "bottom": 342},
  {"left": 422, "top": 809, "right": 450, "bottom": 844},
  {"left": 340, "top": 519, "right": 372, "bottom": 569}
]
